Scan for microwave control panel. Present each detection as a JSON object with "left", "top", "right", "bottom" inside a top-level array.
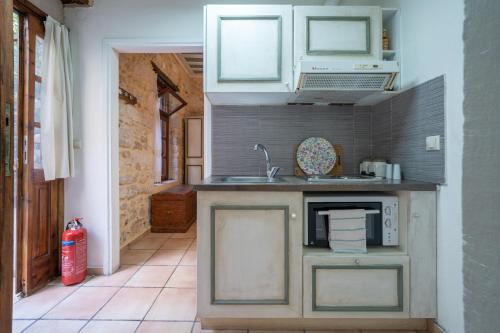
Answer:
[{"left": 382, "top": 201, "right": 399, "bottom": 246}]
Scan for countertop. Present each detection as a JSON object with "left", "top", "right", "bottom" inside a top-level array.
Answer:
[{"left": 193, "top": 176, "right": 438, "bottom": 192}]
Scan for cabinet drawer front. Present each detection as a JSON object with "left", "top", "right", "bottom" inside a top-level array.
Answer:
[
  {"left": 313, "top": 264, "right": 402, "bottom": 311},
  {"left": 303, "top": 255, "right": 409, "bottom": 318},
  {"left": 211, "top": 205, "right": 289, "bottom": 305}
]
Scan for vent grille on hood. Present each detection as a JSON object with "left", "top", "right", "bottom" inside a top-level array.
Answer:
[{"left": 300, "top": 73, "right": 394, "bottom": 90}]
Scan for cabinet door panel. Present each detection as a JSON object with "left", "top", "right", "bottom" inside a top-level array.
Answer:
[
  {"left": 307, "top": 17, "right": 371, "bottom": 54},
  {"left": 294, "top": 6, "right": 382, "bottom": 64},
  {"left": 197, "top": 191, "right": 302, "bottom": 318},
  {"left": 212, "top": 207, "right": 288, "bottom": 303},
  {"left": 218, "top": 17, "right": 281, "bottom": 81},
  {"left": 205, "top": 5, "right": 293, "bottom": 94}
]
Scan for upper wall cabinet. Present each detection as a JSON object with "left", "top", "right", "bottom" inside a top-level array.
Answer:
[
  {"left": 294, "top": 6, "right": 383, "bottom": 64},
  {"left": 204, "top": 5, "right": 293, "bottom": 105}
]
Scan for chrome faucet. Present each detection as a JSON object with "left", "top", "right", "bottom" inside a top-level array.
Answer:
[{"left": 253, "top": 144, "right": 280, "bottom": 179}]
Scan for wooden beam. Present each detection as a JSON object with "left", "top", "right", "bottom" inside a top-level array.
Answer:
[
  {"left": 61, "top": 0, "right": 94, "bottom": 6},
  {"left": 0, "top": 0, "right": 14, "bottom": 331}
]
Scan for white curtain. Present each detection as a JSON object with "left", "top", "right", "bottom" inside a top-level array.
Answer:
[
  {"left": 40, "top": 16, "right": 74, "bottom": 181},
  {"left": 154, "top": 99, "right": 162, "bottom": 183}
]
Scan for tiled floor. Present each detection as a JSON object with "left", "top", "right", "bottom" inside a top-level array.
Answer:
[
  {"left": 11, "top": 222, "right": 423, "bottom": 333},
  {"left": 12, "top": 223, "right": 204, "bottom": 333}
]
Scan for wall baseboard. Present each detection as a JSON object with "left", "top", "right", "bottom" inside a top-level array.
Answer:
[
  {"left": 428, "top": 319, "right": 445, "bottom": 333},
  {"left": 120, "top": 227, "right": 151, "bottom": 253},
  {"left": 87, "top": 267, "right": 105, "bottom": 276}
]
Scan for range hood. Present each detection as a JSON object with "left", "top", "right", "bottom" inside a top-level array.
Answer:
[{"left": 292, "top": 60, "right": 399, "bottom": 105}]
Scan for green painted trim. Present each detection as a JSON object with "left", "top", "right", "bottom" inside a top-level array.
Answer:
[
  {"left": 210, "top": 205, "right": 289, "bottom": 305},
  {"left": 217, "top": 16, "right": 282, "bottom": 82},
  {"left": 311, "top": 264, "right": 403, "bottom": 312},
  {"left": 306, "top": 16, "right": 371, "bottom": 55}
]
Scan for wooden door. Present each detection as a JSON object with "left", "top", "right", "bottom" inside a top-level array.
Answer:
[
  {"left": 0, "top": 0, "right": 15, "bottom": 330},
  {"left": 20, "top": 12, "right": 63, "bottom": 296},
  {"left": 184, "top": 117, "right": 203, "bottom": 184}
]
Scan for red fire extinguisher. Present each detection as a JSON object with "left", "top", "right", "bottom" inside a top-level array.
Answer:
[{"left": 61, "top": 217, "right": 87, "bottom": 286}]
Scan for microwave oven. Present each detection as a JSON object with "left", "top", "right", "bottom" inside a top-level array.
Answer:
[{"left": 304, "top": 194, "right": 399, "bottom": 247}]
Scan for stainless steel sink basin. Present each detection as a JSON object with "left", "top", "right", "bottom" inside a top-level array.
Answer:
[
  {"left": 213, "top": 176, "right": 285, "bottom": 183},
  {"left": 306, "top": 175, "right": 380, "bottom": 182}
]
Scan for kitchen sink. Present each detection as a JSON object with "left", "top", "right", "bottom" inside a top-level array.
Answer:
[
  {"left": 306, "top": 175, "right": 380, "bottom": 182},
  {"left": 213, "top": 176, "right": 285, "bottom": 183}
]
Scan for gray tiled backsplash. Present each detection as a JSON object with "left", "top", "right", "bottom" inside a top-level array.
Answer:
[
  {"left": 212, "top": 105, "right": 366, "bottom": 176},
  {"left": 212, "top": 75, "right": 445, "bottom": 183},
  {"left": 372, "top": 76, "right": 445, "bottom": 183}
]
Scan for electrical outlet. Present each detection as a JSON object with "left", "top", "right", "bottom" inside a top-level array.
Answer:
[{"left": 426, "top": 135, "right": 440, "bottom": 151}]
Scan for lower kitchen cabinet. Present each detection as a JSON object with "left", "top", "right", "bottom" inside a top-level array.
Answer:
[
  {"left": 197, "top": 191, "right": 303, "bottom": 318},
  {"left": 303, "top": 255, "right": 410, "bottom": 318}
]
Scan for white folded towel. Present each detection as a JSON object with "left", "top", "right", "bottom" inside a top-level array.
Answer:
[{"left": 328, "top": 209, "right": 367, "bottom": 254}]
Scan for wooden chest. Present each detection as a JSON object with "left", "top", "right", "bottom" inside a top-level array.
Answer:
[{"left": 151, "top": 185, "right": 197, "bottom": 233}]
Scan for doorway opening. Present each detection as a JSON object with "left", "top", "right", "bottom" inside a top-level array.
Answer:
[{"left": 117, "top": 52, "right": 203, "bottom": 250}]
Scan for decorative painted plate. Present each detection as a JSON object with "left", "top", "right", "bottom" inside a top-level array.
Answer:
[{"left": 297, "top": 137, "right": 336, "bottom": 175}]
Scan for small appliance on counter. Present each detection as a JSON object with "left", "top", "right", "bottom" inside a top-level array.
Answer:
[
  {"left": 304, "top": 194, "right": 399, "bottom": 248},
  {"left": 360, "top": 158, "right": 402, "bottom": 180}
]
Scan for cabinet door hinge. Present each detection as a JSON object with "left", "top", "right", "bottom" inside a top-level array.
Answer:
[{"left": 23, "top": 135, "right": 28, "bottom": 165}]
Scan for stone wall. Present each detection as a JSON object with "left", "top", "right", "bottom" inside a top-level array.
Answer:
[{"left": 119, "top": 53, "right": 203, "bottom": 247}]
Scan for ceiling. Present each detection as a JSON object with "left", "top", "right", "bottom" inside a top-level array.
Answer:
[{"left": 176, "top": 53, "right": 203, "bottom": 77}]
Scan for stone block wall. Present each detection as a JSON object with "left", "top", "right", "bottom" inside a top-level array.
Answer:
[{"left": 119, "top": 53, "right": 203, "bottom": 247}]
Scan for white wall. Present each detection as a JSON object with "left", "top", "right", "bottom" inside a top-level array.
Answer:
[
  {"left": 400, "top": 3, "right": 464, "bottom": 332},
  {"left": 31, "top": 0, "right": 64, "bottom": 22},
  {"left": 343, "top": 1, "right": 465, "bottom": 332},
  {"left": 63, "top": 0, "right": 323, "bottom": 273}
]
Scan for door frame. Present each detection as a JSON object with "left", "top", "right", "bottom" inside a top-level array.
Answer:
[
  {"left": 102, "top": 39, "right": 203, "bottom": 274},
  {"left": 0, "top": 0, "right": 14, "bottom": 331}
]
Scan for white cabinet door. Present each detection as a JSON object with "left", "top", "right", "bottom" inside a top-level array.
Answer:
[
  {"left": 294, "top": 6, "right": 382, "bottom": 64},
  {"left": 303, "top": 255, "right": 409, "bottom": 318},
  {"left": 205, "top": 5, "right": 293, "bottom": 95},
  {"left": 407, "top": 191, "right": 437, "bottom": 318},
  {"left": 197, "top": 191, "right": 302, "bottom": 318}
]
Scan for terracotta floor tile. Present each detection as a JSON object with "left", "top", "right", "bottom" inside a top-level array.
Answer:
[
  {"left": 13, "top": 285, "right": 78, "bottom": 319},
  {"left": 44, "top": 286, "right": 119, "bottom": 319},
  {"left": 80, "top": 320, "right": 140, "bottom": 333},
  {"left": 121, "top": 249, "right": 156, "bottom": 265},
  {"left": 250, "top": 331, "right": 304, "bottom": 333},
  {"left": 23, "top": 319, "right": 87, "bottom": 333},
  {"left": 188, "top": 223, "right": 197, "bottom": 233},
  {"left": 170, "top": 230, "right": 196, "bottom": 239},
  {"left": 144, "top": 231, "right": 172, "bottom": 239},
  {"left": 145, "top": 287, "right": 196, "bottom": 321},
  {"left": 136, "top": 321, "right": 193, "bottom": 333},
  {"left": 12, "top": 320, "right": 34, "bottom": 333},
  {"left": 179, "top": 250, "right": 197, "bottom": 265},
  {"left": 192, "top": 322, "right": 248, "bottom": 333},
  {"left": 94, "top": 287, "right": 161, "bottom": 320},
  {"left": 161, "top": 238, "right": 194, "bottom": 250},
  {"left": 84, "top": 265, "right": 140, "bottom": 287},
  {"left": 189, "top": 239, "right": 197, "bottom": 250},
  {"left": 144, "top": 250, "right": 185, "bottom": 266},
  {"left": 125, "top": 265, "right": 175, "bottom": 287},
  {"left": 166, "top": 266, "right": 196, "bottom": 288},
  {"left": 47, "top": 275, "right": 93, "bottom": 287},
  {"left": 305, "top": 330, "right": 360, "bottom": 333},
  {"left": 129, "top": 237, "right": 167, "bottom": 250}
]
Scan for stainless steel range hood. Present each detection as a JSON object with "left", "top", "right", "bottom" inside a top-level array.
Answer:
[{"left": 292, "top": 60, "right": 399, "bottom": 105}]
